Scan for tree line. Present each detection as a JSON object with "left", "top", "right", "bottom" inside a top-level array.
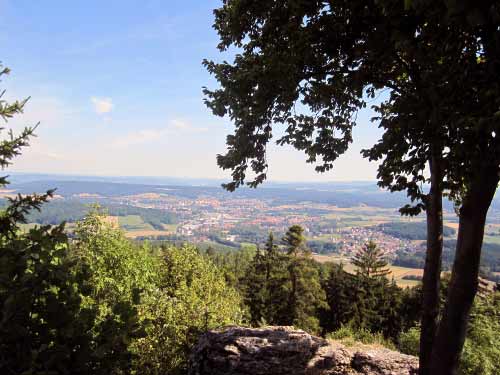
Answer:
[{"left": 204, "top": 228, "right": 499, "bottom": 375}]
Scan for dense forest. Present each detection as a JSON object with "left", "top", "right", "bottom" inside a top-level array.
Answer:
[
  {"left": 0, "top": 199, "right": 177, "bottom": 228},
  {"left": 375, "top": 222, "right": 456, "bottom": 241}
]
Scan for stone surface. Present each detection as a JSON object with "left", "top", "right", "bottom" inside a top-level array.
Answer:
[{"left": 189, "top": 326, "right": 418, "bottom": 375}]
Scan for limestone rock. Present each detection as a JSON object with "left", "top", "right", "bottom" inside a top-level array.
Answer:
[{"left": 189, "top": 326, "right": 418, "bottom": 375}]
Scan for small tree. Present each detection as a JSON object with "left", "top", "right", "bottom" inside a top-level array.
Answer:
[{"left": 352, "top": 241, "right": 390, "bottom": 279}]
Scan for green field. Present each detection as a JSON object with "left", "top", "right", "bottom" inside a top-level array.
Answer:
[
  {"left": 162, "top": 223, "right": 178, "bottom": 232},
  {"left": 118, "top": 215, "right": 154, "bottom": 231},
  {"left": 483, "top": 235, "right": 500, "bottom": 245}
]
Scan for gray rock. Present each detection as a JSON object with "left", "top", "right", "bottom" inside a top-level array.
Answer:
[{"left": 189, "top": 326, "right": 418, "bottom": 375}]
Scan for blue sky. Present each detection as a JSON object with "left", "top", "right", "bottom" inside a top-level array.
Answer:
[{"left": 1, "top": 0, "right": 383, "bottom": 182}]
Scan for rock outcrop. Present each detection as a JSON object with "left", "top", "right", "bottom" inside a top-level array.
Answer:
[{"left": 189, "top": 326, "right": 418, "bottom": 375}]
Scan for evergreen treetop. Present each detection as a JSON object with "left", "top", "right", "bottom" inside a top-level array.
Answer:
[{"left": 352, "top": 241, "right": 391, "bottom": 279}]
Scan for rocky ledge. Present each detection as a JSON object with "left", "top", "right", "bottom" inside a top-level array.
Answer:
[{"left": 189, "top": 326, "right": 418, "bottom": 375}]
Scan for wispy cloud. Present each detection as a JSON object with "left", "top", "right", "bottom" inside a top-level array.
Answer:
[
  {"left": 170, "top": 118, "right": 208, "bottom": 133},
  {"left": 111, "top": 128, "right": 170, "bottom": 149},
  {"left": 110, "top": 119, "right": 208, "bottom": 149},
  {"left": 91, "top": 97, "right": 113, "bottom": 114}
]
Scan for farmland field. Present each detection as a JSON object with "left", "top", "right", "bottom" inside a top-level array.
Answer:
[{"left": 118, "top": 215, "right": 154, "bottom": 231}]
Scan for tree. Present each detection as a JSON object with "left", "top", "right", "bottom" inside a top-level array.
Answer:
[
  {"left": 204, "top": 2, "right": 500, "bottom": 373},
  {"left": 0, "top": 64, "right": 104, "bottom": 374},
  {"left": 241, "top": 247, "right": 268, "bottom": 324},
  {"left": 241, "top": 232, "right": 289, "bottom": 325},
  {"left": 321, "top": 263, "right": 419, "bottom": 341},
  {"left": 352, "top": 241, "right": 390, "bottom": 278},
  {"left": 281, "top": 225, "right": 326, "bottom": 333}
]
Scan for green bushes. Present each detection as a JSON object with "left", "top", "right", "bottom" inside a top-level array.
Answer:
[
  {"left": 398, "top": 326, "right": 420, "bottom": 356},
  {"left": 70, "top": 209, "right": 243, "bottom": 374},
  {"left": 0, "top": 222, "right": 102, "bottom": 375},
  {"left": 1, "top": 204, "right": 243, "bottom": 374},
  {"left": 397, "top": 293, "right": 500, "bottom": 375},
  {"left": 133, "top": 245, "right": 242, "bottom": 374}
]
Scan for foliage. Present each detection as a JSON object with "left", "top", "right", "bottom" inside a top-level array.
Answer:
[
  {"left": 376, "top": 222, "right": 456, "bottom": 241},
  {"left": 239, "top": 228, "right": 327, "bottom": 334},
  {"left": 133, "top": 245, "right": 243, "bottom": 375},
  {"left": 398, "top": 292, "right": 500, "bottom": 375},
  {"left": 321, "top": 263, "right": 420, "bottom": 341},
  {"left": 281, "top": 226, "right": 326, "bottom": 334},
  {"left": 22, "top": 199, "right": 177, "bottom": 228},
  {"left": 0, "top": 222, "right": 101, "bottom": 374},
  {"left": 205, "top": 244, "right": 256, "bottom": 289},
  {"left": 0, "top": 64, "right": 115, "bottom": 375},
  {"left": 352, "top": 241, "right": 390, "bottom": 278},
  {"left": 241, "top": 233, "right": 289, "bottom": 325},
  {"left": 398, "top": 326, "right": 421, "bottom": 356},
  {"left": 70, "top": 209, "right": 244, "bottom": 374},
  {"left": 459, "top": 293, "right": 500, "bottom": 375}
]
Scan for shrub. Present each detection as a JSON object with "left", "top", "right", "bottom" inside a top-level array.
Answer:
[
  {"left": 398, "top": 326, "right": 420, "bottom": 356},
  {"left": 327, "top": 325, "right": 396, "bottom": 350},
  {"left": 132, "top": 244, "right": 243, "bottom": 374}
]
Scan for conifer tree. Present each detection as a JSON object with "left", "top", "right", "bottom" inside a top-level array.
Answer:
[
  {"left": 281, "top": 225, "right": 326, "bottom": 333},
  {"left": 261, "top": 232, "right": 288, "bottom": 324},
  {"left": 242, "top": 247, "right": 268, "bottom": 325},
  {"left": 352, "top": 241, "right": 390, "bottom": 278},
  {"left": 0, "top": 64, "right": 118, "bottom": 374},
  {"left": 241, "top": 232, "right": 289, "bottom": 325}
]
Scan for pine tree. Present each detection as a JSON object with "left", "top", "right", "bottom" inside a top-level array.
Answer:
[
  {"left": 281, "top": 225, "right": 326, "bottom": 334},
  {"left": 242, "top": 247, "right": 268, "bottom": 325},
  {"left": 0, "top": 64, "right": 116, "bottom": 374},
  {"left": 352, "top": 241, "right": 390, "bottom": 278},
  {"left": 241, "top": 233, "right": 288, "bottom": 325}
]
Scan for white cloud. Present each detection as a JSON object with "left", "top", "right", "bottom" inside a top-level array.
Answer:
[
  {"left": 171, "top": 119, "right": 188, "bottom": 130},
  {"left": 91, "top": 97, "right": 113, "bottom": 114},
  {"left": 110, "top": 119, "right": 208, "bottom": 149},
  {"left": 169, "top": 118, "right": 208, "bottom": 133},
  {"left": 111, "top": 128, "right": 170, "bottom": 149}
]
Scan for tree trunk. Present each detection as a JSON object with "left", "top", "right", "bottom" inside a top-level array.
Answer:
[
  {"left": 419, "top": 154, "right": 443, "bottom": 375},
  {"left": 430, "top": 167, "right": 499, "bottom": 375}
]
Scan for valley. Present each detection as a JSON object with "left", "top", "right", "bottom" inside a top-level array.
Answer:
[{"left": 5, "top": 174, "right": 500, "bottom": 285}]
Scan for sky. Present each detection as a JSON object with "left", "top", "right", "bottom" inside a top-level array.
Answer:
[{"left": 0, "top": 0, "right": 384, "bottom": 183}]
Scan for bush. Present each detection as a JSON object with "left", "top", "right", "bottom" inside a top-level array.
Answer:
[
  {"left": 398, "top": 293, "right": 500, "bottom": 375},
  {"left": 459, "top": 293, "right": 500, "bottom": 375},
  {"left": 132, "top": 245, "right": 243, "bottom": 374},
  {"left": 327, "top": 325, "right": 396, "bottom": 350},
  {"left": 398, "top": 326, "right": 420, "bottom": 356}
]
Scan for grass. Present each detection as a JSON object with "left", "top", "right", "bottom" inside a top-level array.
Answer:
[
  {"left": 118, "top": 215, "right": 153, "bottom": 231},
  {"left": 162, "top": 223, "right": 178, "bottom": 232},
  {"left": 483, "top": 235, "right": 500, "bottom": 245}
]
